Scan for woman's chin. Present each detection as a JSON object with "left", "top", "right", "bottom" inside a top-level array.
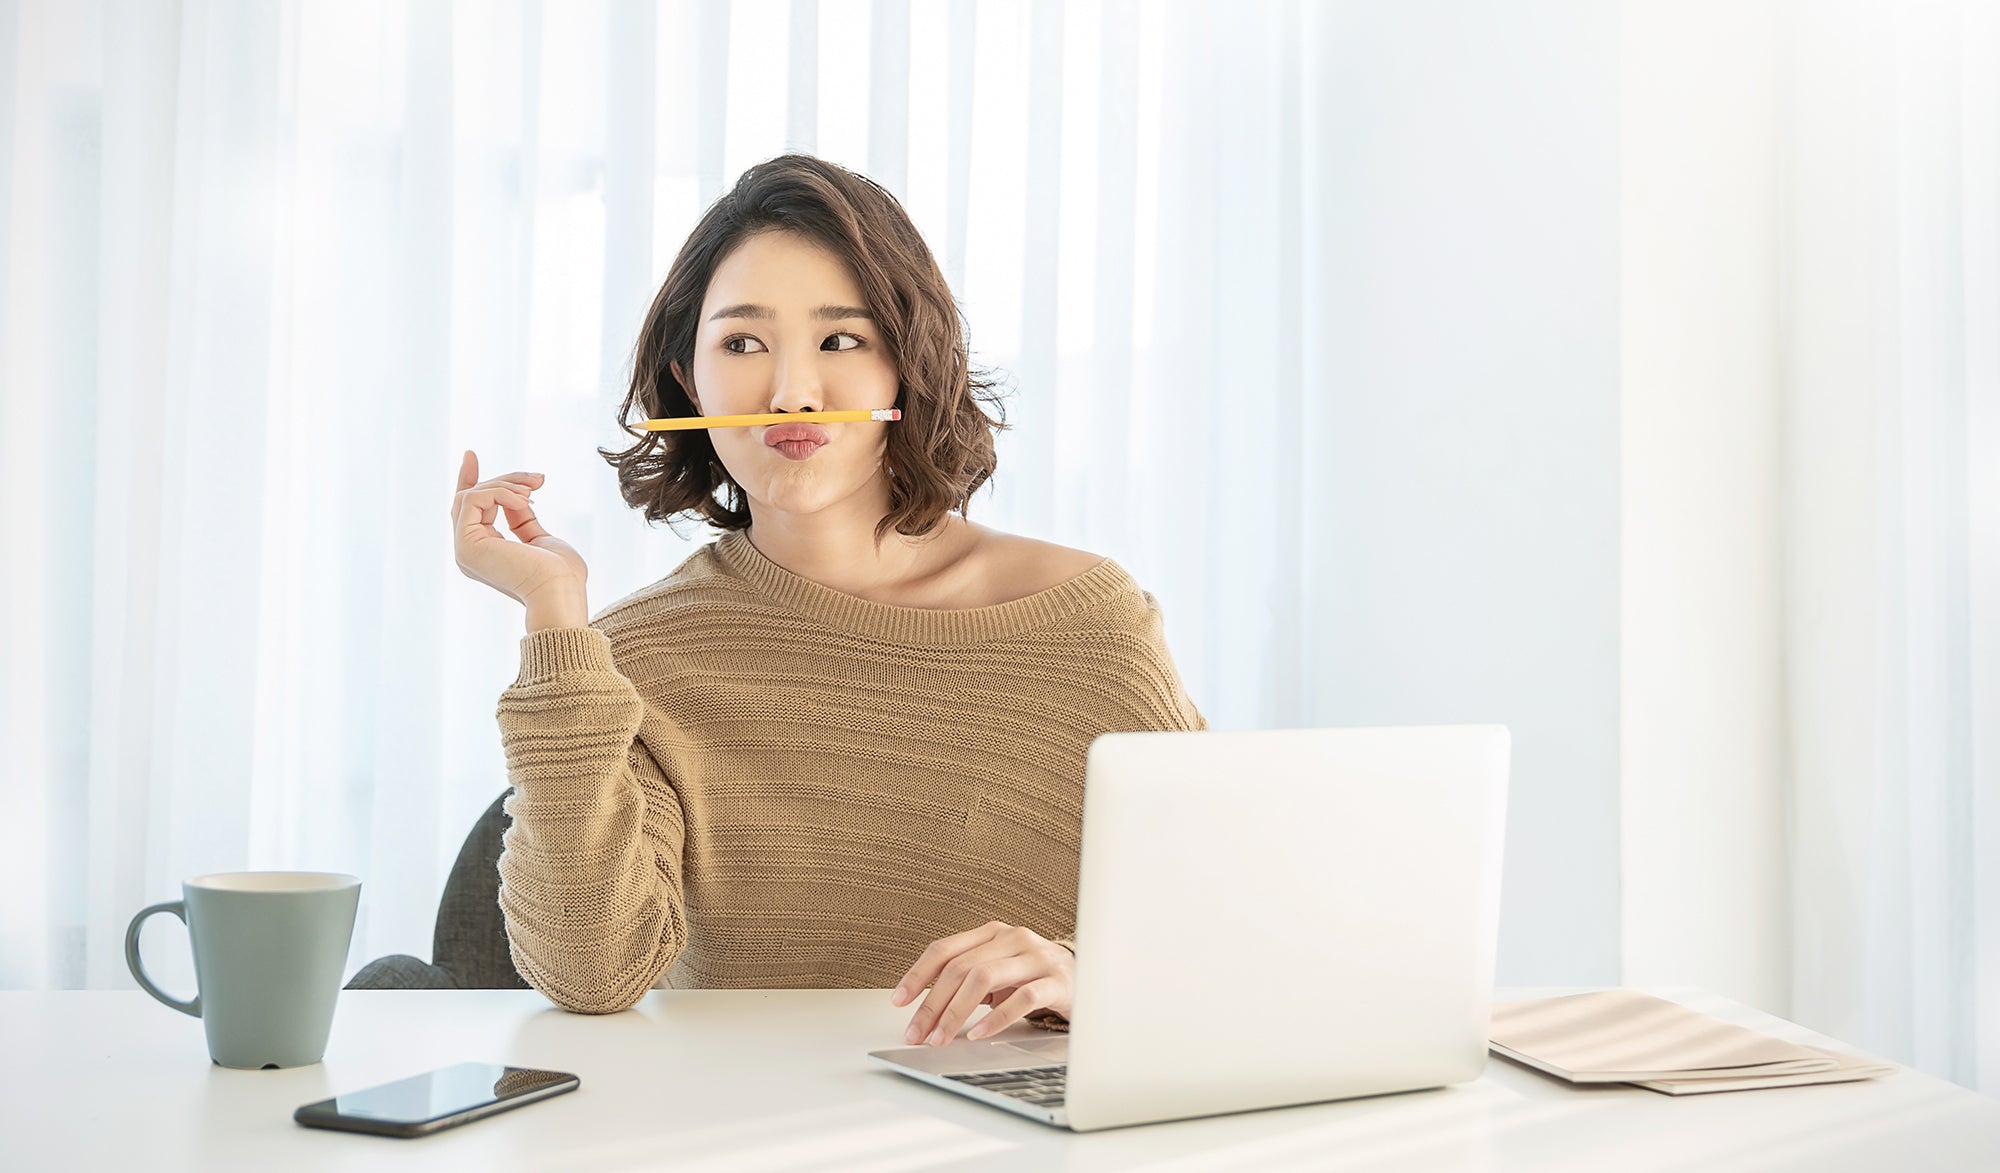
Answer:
[
  {"left": 738, "top": 461, "right": 889, "bottom": 520},
  {"left": 747, "top": 480, "right": 848, "bottom": 518}
]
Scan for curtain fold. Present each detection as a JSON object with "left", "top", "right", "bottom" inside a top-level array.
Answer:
[{"left": 1780, "top": 0, "right": 1999, "bottom": 1096}]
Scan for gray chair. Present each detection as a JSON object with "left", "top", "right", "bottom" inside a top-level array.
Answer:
[{"left": 346, "top": 791, "right": 530, "bottom": 990}]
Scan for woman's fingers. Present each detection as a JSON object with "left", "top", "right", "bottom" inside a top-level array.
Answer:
[
  {"left": 499, "top": 491, "right": 552, "bottom": 543},
  {"left": 459, "top": 486, "right": 533, "bottom": 543},
  {"left": 920, "top": 948, "right": 1048, "bottom": 1040},
  {"left": 892, "top": 923, "right": 1075, "bottom": 1046},
  {"left": 892, "top": 922, "right": 1005, "bottom": 1006},
  {"left": 450, "top": 453, "right": 545, "bottom": 520},
  {"left": 965, "top": 978, "right": 1065, "bottom": 1041}
]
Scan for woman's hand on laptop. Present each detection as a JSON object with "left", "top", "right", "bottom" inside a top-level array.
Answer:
[{"left": 888, "top": 922, "right": 1074, "bottom": 1046}]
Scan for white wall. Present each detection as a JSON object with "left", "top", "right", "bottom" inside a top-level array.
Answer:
[
  {"left": 1300, "top": 1, "right": 1623, "bottom": 986},
  {"left": 1618, "top": 0, "right": 1789, "bottom": 1012}
]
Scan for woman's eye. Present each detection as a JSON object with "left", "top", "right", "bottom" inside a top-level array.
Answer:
[{"left": 722, "top": 333, "right": 864, "bottom": 355}]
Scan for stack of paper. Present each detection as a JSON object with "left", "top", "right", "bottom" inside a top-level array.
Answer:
[{"left": 1489, "top": 989, "right": 1898, "bottom": 1095}]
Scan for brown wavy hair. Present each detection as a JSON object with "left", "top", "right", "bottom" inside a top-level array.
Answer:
[{"left": 599, "top": 153, "right": 1011, "bottom": 546}]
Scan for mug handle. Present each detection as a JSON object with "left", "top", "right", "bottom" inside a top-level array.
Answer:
[{"left": 125, "top": 901, "right": 201, "bottom": 1018}]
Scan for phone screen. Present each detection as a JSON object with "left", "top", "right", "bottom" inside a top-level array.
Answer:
[{"left": 296, "top": 1062, "right": 577, "bottom": 1136}]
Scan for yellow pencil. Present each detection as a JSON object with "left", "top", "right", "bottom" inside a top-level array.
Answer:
[{"left": 642, "top": 409, "right": 901, "bottom": 432}]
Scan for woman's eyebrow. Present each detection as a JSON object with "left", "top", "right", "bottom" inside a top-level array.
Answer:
[{"left": 708, "top": 303, "right": 873, "bottom": 322}]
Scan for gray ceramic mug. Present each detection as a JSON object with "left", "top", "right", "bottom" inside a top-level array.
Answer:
[{"left": 124, "top": 871, "right": 361, "bottom": 1069}]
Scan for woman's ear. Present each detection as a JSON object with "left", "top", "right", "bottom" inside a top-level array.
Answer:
[{"left": 670, "top": 359, "right": 699, "bottom": 411}]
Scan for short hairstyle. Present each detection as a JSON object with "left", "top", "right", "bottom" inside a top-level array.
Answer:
[{"left": 599, "top": 153, "right": 1010, "bottom": 545}]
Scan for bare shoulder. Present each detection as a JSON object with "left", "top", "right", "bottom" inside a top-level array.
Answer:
[{"left": 969, "top": 526, "right": 1108, "bottom": 601}]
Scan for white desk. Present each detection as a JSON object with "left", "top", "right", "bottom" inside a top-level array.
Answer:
[{"left": 3, "top": 986, "right": 1995, "bottom": 1171}]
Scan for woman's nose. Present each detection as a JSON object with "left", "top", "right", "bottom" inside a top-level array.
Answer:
[{"left": 767, "top": 376, "right": 824, "bottom": 414}]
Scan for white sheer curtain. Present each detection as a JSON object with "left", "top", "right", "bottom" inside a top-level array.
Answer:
[
  {"left": 1780, "top": 0, "right": 2000, "bottom": 1096},
  {"left": 0, "top": 0, "right": 1320, "bottom": 994}
]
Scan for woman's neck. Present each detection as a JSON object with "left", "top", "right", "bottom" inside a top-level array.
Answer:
[{"left": 744, "top": 505, "right": 976, "bottom": 604}]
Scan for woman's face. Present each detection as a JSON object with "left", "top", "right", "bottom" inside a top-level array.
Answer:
[{"left": 670, "top": 229, "right": 901, "bottom": 522}]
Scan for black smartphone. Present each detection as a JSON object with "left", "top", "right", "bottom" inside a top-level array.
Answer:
[{"left": 294, "top": 1061, "right": 579, "bottom": 1138}]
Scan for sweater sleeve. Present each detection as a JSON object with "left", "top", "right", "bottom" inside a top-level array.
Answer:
[
  {"left": 494, "top": 625, "right": 688, "bottom": 1014},
  {"left": 1137, "top": 589, "right": 1207, "bottom": 732}
]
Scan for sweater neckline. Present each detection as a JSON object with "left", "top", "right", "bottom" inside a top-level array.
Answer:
[{"left": 712, "top": 528, "right": 1135, "bottom": 647}]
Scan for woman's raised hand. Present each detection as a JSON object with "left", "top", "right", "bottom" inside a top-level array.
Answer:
[{"left": 451, "top": 451, "right": 589, "bottom": 625}]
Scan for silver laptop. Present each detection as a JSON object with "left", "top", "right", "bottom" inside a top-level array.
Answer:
[{"left": 869, "top": 724, "right": 1510, "bottom": 1132}]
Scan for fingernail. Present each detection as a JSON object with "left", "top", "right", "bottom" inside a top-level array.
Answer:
[
  {"left": 904, "top": 1023, "right": 921, "bottom": 1044},
  {"left": 928, "top": 1028, "right": 945, "bottom": 1045}
]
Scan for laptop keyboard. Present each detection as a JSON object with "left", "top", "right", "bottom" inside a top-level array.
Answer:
[{"left": 944, "top": 1064, "right": 1067, "bottom": 1109}]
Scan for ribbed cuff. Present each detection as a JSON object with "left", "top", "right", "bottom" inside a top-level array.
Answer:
[{"left": 514, "top": 625, "right": 617, "bottom": 685}]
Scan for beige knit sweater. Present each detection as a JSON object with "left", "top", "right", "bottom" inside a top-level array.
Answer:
[{"left": 494, "top": 529, "right": 1207, "bottom": 1016}]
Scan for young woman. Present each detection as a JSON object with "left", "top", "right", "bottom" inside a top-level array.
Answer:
[{"left": 450, "top": 154, "right": 1204, "bottom": 1048}]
